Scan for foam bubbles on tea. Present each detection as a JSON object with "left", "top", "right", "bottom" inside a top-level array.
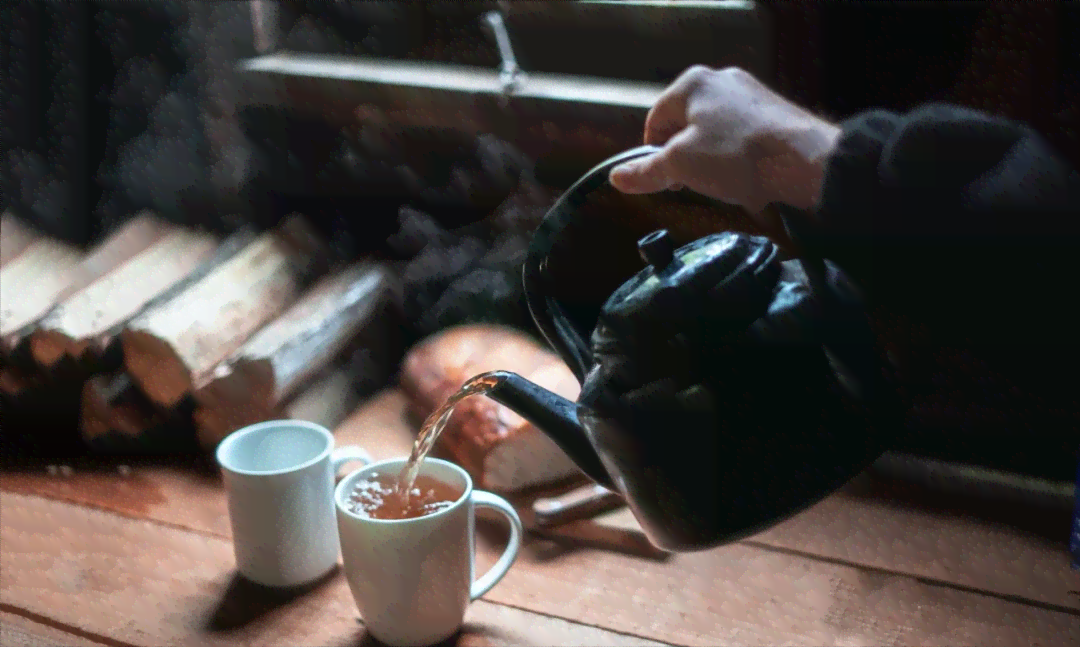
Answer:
[{"left": 349, "top": 472, "right": 463, "bottom": 520}]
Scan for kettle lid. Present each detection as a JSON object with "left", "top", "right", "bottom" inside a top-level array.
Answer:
[{"left": 600, "top": 229, "right": 783, "bottom": 335}]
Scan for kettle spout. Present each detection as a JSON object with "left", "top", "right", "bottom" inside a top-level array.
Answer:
[{"left": 484, "top": 371, "right": 615, "bottom": 490}]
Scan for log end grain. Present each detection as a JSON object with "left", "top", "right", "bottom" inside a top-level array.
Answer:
[
  {"left": 192, "top": 402, "right": 281, "bottom": 452},
  {"left": 192, "top": 359, "right": 278, "bottom": 452},
  {"left": 120, "top": 330, "right": 193, "bottom": 410},
  {"left": 79, "top": 373, "right": 194, "bottom": 456},
  {"left": 191, "top": 262, "right": 396, "bottom": 452},
  {"left": 0, "top": 368, "right": 33, "bottom": 398},
  {"left": 27, "top": 329, "right": 85, "bottom": 370}
]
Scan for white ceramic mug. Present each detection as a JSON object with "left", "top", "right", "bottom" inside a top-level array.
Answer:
[
  {"left": 334, "top": 457, "right": 523, "bottom": 647},
  {"left": 216, "top": 420, "right": 372, "bottom": 588}
]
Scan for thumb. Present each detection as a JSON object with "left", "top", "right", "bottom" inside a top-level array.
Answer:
[{"left": 608, "top": 149, "right": 677, "bottom": 194}]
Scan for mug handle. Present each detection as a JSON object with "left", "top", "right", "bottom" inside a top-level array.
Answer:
[
  {"left": 469, "top": 490, "right": 523, "bottom": 601},
  {"left": 331, "top": 445, "right": 373, "bottom": 478}
]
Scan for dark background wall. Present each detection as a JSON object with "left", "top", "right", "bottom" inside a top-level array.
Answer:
[
  {"left": 773, "top": 1, "right": 1077, "bottom": 167},
  {"left": 3, "top": 0, "right": 258, "bottom": 247}
]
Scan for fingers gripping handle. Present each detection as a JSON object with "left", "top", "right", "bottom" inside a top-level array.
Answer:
[
  {"left": 469, "top": 490, "right": 523, "bottom": 601},
  {"left": 522, "top": 144, "right": 662, "bottom": 383},
  {"left": 331, "top": 446, "right": 373, "bottom": 478}
]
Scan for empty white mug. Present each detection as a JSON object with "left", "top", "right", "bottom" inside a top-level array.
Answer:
[
  {"left": 216, "top": 420, "right": 372, "bottom": 588},
  {"left": 334, "top": 457, "right": 523, "bottom": 647}
]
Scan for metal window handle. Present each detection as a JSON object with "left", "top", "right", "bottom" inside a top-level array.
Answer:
[{"left": 483, "top": 11, "right": 524, "bottom": 95}]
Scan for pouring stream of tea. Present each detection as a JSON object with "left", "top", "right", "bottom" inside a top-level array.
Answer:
[{"left": 397, "top": 372, "right": 505, "bottom": 501}]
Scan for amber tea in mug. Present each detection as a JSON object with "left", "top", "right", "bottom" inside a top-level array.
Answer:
[
  {"left": 334, "top": 457, "right": 523, "bottom": 646},
  {"left": 348, "top": 472, "right": 464, "bottom": 520}
]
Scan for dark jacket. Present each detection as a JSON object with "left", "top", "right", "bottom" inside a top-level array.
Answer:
[{"left": 804, "top": 104, "right": 1080, "bottom": 476}]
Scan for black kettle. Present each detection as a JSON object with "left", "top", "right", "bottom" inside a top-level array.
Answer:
[{"left": 483, "top": 146, "right": 900, "bottom": 552}]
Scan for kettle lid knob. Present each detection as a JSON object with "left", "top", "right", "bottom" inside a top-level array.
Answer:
[{"left": 638, "top": 229, "right": 675, "bottom": 271}]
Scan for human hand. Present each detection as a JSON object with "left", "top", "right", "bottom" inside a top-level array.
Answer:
[{"left": 609, "top": 66, "right": 841, "bottom": 217}]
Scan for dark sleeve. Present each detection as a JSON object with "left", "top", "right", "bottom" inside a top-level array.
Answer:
[{"left": 791, "top": 103, "right": 1080, "bottom": 340}]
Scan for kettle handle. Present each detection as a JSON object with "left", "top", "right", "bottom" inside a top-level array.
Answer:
[
  {"left": 775, "top": 203, "right": 889, "bottom": 409},
  {"left": 523, "top": 145, "right": 662, "bottom": 382}
]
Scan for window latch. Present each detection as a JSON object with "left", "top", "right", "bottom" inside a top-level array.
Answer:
[{"left": 483, "top": 11, "right": 524, "bottom": 96}]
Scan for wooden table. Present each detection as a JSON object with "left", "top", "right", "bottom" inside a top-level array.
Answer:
[{"left": 2, "top": 389, "right": 1078, "bottom": 646}]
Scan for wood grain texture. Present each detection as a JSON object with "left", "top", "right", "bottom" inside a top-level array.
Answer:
[
  {"left": 0, "top": 611, "right": 109, "bottom": 647},
  {"left": 57, "top": 214, "right": 178, "bottom": 300},
  {"left": 30, "top": 227, "right": 219, "bottom": 370},
  {"left": 1, "top": 214, "right": 176, "bottom": 357},
  {"left": 120, "top": 218, "right": 326, "bottom": 410},
  {"left": 0, "top": 492, "right": 669, "bottom": 647},
  {"left": 191, "top": 263, "right": 392, "bottom": 450},
  {"left": 0, "top": 238, "right": 83, "bottom": 340},
  {"left": 0, "top": 213, "right": 40, "bottom": 268},
  {"left": 343, "top": 393, "right": 1080, "bottom": 614},
  {"left": 2, "top": 390, "right": 1076, "bottom": 646},
  {"left": 332, "top": 392, "right": 1080, "bottom": 646},
  {"left": 80, "top": 373, "right": 158, "bottom": 445}
]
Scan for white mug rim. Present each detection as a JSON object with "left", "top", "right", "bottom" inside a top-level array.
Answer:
[
  {"left": 216, "top": 419, "right": 334, "bottom": 477},
  {"left": 335, "top": 457, "right": 473, "bottom": 526}
]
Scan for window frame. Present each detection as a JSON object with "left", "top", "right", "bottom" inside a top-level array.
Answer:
[
  {"left": 241, "top": 1, "right": 792, "bottom": 184},
  {"left": 251, "top": 0, "right": 776, "bottom": 85}
]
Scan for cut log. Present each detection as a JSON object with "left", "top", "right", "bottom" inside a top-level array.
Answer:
[
  {"left": 85, "top": 226, "right": 260, "bottom": 372},
  {"left": 0, "top": 212, "right": 40, "bottom": 267},
  {"left": 80, "top": 374, "right": 149, "bottom": 444},
  {"left": 78, "top": 373, "right": 196, "bottom": 455},
  {"left": 191, "top": 263, "right": 394, "bottom": 449},
  {"left": 399, "top": 324, "right": 585, "bottom": 493},
  {"left": 0, "top": 367, "right": 35, "bottom": 399},
  {"left": 0, "top": 238, "right": 83, "bottom": 357},
  {"left": 30, "top": 227, "right": 220, "bottom": 371},
  {"left": 120, "top": 216, "right": 328, "bottom": 411},
  {"left": 0, "top": 213, "right": 177, "bottom": 366}
]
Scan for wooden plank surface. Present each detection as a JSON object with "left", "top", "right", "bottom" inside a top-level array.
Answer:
[
  {"left": 342, "top": 391, "right": 1080, "bottom": 614},
  {"left": 0, "top": 611, "right": 109, "bottom": 647},
  {"left": 3, "top": 390, "right": 1077, "bottom": 646},
  {"left": 0, "top": 492, "right": 668, "bottom": 647}
]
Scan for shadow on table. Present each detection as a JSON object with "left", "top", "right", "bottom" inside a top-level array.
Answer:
[
  {"left": 845, "top": 471, "right": 1075, "bottom": 545},
  {"left": 476, "top": 511, "right": 673, "bottom": 564},
  {"left": 343, "top": 622, "right": 509, "bottom": 647},
  {"left": 205, "top": 567, "right": 342, "bottom": 632}
]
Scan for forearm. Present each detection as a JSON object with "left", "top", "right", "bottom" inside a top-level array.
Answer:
[{"left": 791, "top": 104, "right": 1080, "bottom": 305}]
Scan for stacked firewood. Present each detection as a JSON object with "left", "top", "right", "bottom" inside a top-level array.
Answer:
[
  {"left": 2, "top": 119, "right": 562, "bottom": 459},
  {"left": 0, "top": 210, "right": 402, "bottom": 456}
]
